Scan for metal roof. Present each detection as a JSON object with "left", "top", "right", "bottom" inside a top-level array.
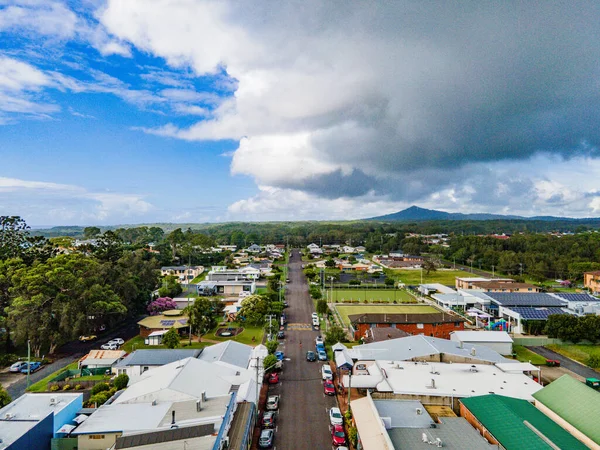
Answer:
[
  {"left": 372, "top": 400, "right": 434, "bottom": 428},
  {"left": 450, "top": 331, "right": 513, "bottom": 343},
  {"left": 533, "top": 375, "right": 600, "bottom": 445},
  {"left": 115, "top": 423, "right": 215, "bottom": 449},
  {"left": 197, "top": 341, "right": 253, "bottom": 369},
  {"left": 460, "top": 394, "right": 588, "bottom": 450},
  {"left": 113, "top": 349, "right": 202, "bottom": 368},
  {"left": 506, "top": 307, "right": 570, "bottom": 320},
  {"left": 485, "top": 293, "right": 567, "bottom": 307},
  {"left": 349, "top": 312, "right": 465, "bottom": 324}
]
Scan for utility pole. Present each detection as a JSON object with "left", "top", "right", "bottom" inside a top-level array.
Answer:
[
  {"left": 519, "top": 263, "right": 523, "bottom": 277},
  {"left": 26, "top": 339, "right": 31, "bottom": 388},
  {"left": 492, "top": 265, "right": 495, "bottom": 278}
]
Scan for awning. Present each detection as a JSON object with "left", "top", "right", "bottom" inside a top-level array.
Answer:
[
  {"left": 56, "top": 424, "right": 77, "bottom": 434},
  {"left": 335, "top": 349, "right": 353, "bottom": 370},
  {"left": 73, "top": 414, "right": 89, "bottom": 424}
]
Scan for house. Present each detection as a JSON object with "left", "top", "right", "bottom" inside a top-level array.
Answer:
[
  {"left": 207, "top": 268, "right": 260, "bottom": 281},
  {"left": 246, "top": 244, "right": 261, "bottom": 253},
  {"left": 137, "top": 309, "right": 189, "bottom": 339},
  {"left": 455, "top": 277, "right": 513, "bottom": 290},
  {"left": 0, "top": 393, "right": 83, "bottom": 450},
  {"left": 533, "top": 375, "right": 600, "bottom": 449},
  {"left": 584, "top": 270, "right": 600, "bottom": 294},
  {"left": 160, "top": 265, "right": 204, "bottom": 283},
  {"left": 218, "top": 245, "right": 237, "bottom": 252},
  {"left": 351, "top": 393, "right": 495, "bottom": 450},
  {"left": 389, "top": 250, "right": 404, "bottom": 258},
  {"left": 355, "top": 245, "right": 366, "bottom": 253},
  {"left": 112, "top": 349, "right": 202, "bottom": 379},
  {"left": 450, "top": 331, "right": 513, "bottom": 355},
  {"left": 349, "top": 311, "right": 465, "bottom": 340},
  {"left": 79, "top": 349, "right": 126, "bottom": 370},
  {"left": 361, "top": 326, "right": 410, "bottom": 343},
  {"left": 460, "top": 394, "right": 589, "bottom": 450},
  {"left": 196, "top": 280, "right": 256, "bottom": 296},
  {"left": 455, "top": 277, "right": 539, "bottom": 292},
  {"left": 342, "top": 246, "right": 356, "bottom": 253},
  {"left": 197, "top": 340, "right": 254, "bottom": 370}
]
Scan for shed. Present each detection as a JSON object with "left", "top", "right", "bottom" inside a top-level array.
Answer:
[{"left": 450, "top": 331, "right": 513, "bottom": 355}]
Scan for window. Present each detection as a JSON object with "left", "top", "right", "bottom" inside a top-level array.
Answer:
[
  {"left": 416, "top": 323, "right": 424, "bottom": 329},
  {"left": 142, "top": 366, "right": 149, "bottom": 373},
  {"left": 454, "top": 322, "right": 461, "bottom": 327},
  {"left": 89, "top": 435, "right": 105, "bottom": 439}
]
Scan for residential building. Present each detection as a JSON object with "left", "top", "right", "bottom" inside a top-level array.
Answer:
[
  {"left": 349, "top": 312, "right": 465, "bottom": 340},
  {"left": 160, "top": 265, "right": 204, "bottom": 283},
  {"left": 552, "top": 292, "right": 600, "bottom": 314},
  {"left": 196, "top": 280, "right": 256, "bottom": 296},
  {"left": 197, "top": 340, "right": 253, "bottom": 370},
  {"left": 455, "top": 277, "right": 514, "bottom": 290},
  {"left": 112, "top": 349, "right": 202, "bottom": 379},
  {"left": 246, "top": 244, "right": 261, "bottom": 253},
  {"left": 79, "top": 349, "right": 126, "bottom": 370},
  {"left": 449, "top": 331, "right": 513, "bottom": 355},
  {"left": 460, "top": 394, "right": 589, "bottom": 450},
  {"left": 361, "top": 326, "right": 410, "bottom": 343},
  {"left": 137, "top": 309, "right": 189, "bottom": 339},
  {"left": 207, "top": 268, "right": 260, "bottom": 281},
  {"left": 533, "top": 375, "right": 600, "bottom": 449},
  {"left": 584, "top": 270, "right": 600, "bottom": 294},
  {"left": 0, "top": 393, "right": 83, "bottom": 450}
]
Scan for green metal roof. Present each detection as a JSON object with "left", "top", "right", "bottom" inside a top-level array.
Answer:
[
  {"left": 533, "top": 374, "right": 600, "bottom": 445},
  {"left": 460, "top": 394, "right": 588, "bottom": 450}
]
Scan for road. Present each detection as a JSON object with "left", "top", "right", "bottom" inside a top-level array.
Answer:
[
  {"left": 269, "top": 249, "right": 338, "bottom": 449},
  {"left": 528, "top": 346, "right": 600, "bottom": 379},
  {"left": 5, "top": 319, "right": 139, "bottom": 400}
]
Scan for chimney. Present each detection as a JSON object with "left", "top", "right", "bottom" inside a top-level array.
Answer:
[
  {"left": 201, "top": 391, "right": 207, "bottom": 402},
  {"left": 471, "top": 347, "right": 476, "bottom": 356},
  {"left": 431, "top": 378, "right": 436, "bottom": 389},
  {"left": 171, "top": 411, "right": 176, "bottom": 425}
]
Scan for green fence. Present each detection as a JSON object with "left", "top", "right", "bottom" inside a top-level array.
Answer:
[
  {"left": 81, "top": 367, "right": 111, "bottom": 376},
  {"left": 51, "top": 438, "right": 78, "bottom": 450},
  {"left": 512, "top": 337, "right": 563, "bottom": 346},
  {"left": 51, "top": 369, "right": 80, "bottom": 382}
]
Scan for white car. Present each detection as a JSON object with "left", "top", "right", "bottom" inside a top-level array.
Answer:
[
  {"left": 321, "top": 364, "right": 333, "bottom": 380},
  {"left": 9, "top": 361, "right": 28, "bottom": 373},
  {"left": 315, "top": 336, "right": 323, "bottom": 346},
  {"left": 312, "top": 312, "right": 318, "bottom": 320},
  {"left": 109, "top": 338, "right": 124, "bottom": 345},
  {"left": 101, "top": 343, "right": 118, "bottom": 350},
  {"left": 336, "top": 447, "right": 349, "bottom": 450},
  {"left": 329, "top": 407, "right": 343, "bottom": 426}
]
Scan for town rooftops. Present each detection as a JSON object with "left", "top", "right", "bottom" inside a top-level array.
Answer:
[
  {"left": 113, "top": 349, "right": 202, "bottom": 369},
  {"left": 362, "top": 327, "right": 410, "bottom": 343},
  {"left": 473, "top": 281, "right": 537, "bottom": 290},
  {"left": 450, "top": 331, "right": 513, "bottom": 343},
  {"left": 350, "top": 335, "right": 510, "bottom": 364},
  {"left": 460, "top": 394, "right": 588, "bottom": 450},
  {"left": 80, "top": 349, "right": 126, "bottom": 366},
  {"left": 485, "top": 293, "right": 567, "bottom": 307},
  {"left": 372, "top": 400, "right": 434, "bottom": 428},
  {"left": 551, "top": 292, "right": 600, "bottom": 303},
  {"left": 197, "top": 340, "right": 253, "bottom": 369},
  {"left": 506, "top": 307, "right": 571, "bottom": 320},
  {"left": 348, "top": 312, "right": 465, "bottom": 325},
  {"left": 115, "top": 423, "right": 216, "bottom": 450},
  {"left": 137, "top": 310, "right": 189, "bottom": 330},
  {"left": 532, "top": 374, "right": 600, "bottom": 446}
]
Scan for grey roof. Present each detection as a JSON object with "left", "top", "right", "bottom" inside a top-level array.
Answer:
[
  {"left": 114, "top": 349, "right": 202, "bottom": 368},
  {"left": 387, "top": 417, "right": 496, "bottom": 449},
  {"left": 372, "top": 400, "right": 434, "bottom": 428},
  {"left": 485, "top": 293, "right": 567, "bottom": 307},
  {"left": 350, "top": 335, "right": 510, "bottom": 364},
  {"left": 552, "top": 293, "right": 600, "bottom": 302},
  {"left": 197, "top": 341, "right": 252, "bottom": 369},
  {"left": 507, "top": 307, "right": 571, "bottom": 320},
  {"left": 115, "top": 423, "right": 214, "bottom": 449}
]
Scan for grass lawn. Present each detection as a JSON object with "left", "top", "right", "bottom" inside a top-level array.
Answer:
[
  {"left": 335, "top": 304, "right": 439, "bottom": 326},
  {"left": 388, "top": 269, "right": 473, "bottom": 286},
  {"left": 122, "top": 335, "right": 212, "bottom": 353},
  {"left": 547, "top": 344, "right": 600, "bottom": 368},
  {"left": 329, "top": 289, "right": 414, "bottom": 303},
  {"left": 203, "top": 322, "right": 264, "bottom": 346},
  {"left": 511, "top": 345, "right": 547, "bottom": 365},
  {"left": 256, "top": 287, "right": 268, "bottom": 295},
  {"left": 190, "top": 272, "right": 207, "bottom": 283},
  {"left": 27, "top": 361, "right": 80, "bottom": 393}
]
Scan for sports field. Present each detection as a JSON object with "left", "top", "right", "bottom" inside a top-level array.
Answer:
[
  {"left": 389, "top": 269, "right": 473, "bottom": 286},
  {"left": 327, "top": 289, "right": 414, "bottom": 303},
  {"left": 335, "top": 304, "right": 439, "bottom": 326}
]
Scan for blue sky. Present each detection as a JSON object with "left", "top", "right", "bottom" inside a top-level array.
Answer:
[{"left": 2, "top": 1, "right": 600, "bottom": 226}]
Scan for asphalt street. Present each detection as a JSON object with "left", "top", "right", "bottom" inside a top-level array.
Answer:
[
  {"left": 269, "top": 249, "right": 340, "bottom": 449},
  {"left": 528, "top": 346, "right": 600, "bottom": 379}
]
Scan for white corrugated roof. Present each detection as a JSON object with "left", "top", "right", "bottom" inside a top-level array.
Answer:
[{"left": 450, "top": 331, "right": 513, "bottom": 343}]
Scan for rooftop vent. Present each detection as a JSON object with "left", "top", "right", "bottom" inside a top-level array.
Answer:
[{"left": 5, "top": 413, "right": 13, "bottom": 420}]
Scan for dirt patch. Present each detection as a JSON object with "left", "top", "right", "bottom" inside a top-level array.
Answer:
[{"left": 216, "top": 327, "right": 244, "bottom": 337}]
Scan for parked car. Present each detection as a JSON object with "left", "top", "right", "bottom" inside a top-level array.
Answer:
[
  {"left": 332, "top": 424, "right": 346, "bottom": 446},
  {"left": 101, "top": 343, "right": 118, "bottom": 350},
  {"left": 9, "top": 361, "right": 28, "bottom": 373},
  {"left": 321, "top": 365, "right": 333, "bottom": 380},
  {"left": 323, "top": 379, "right": 336, "bottom": 395},
  {"left": 275, "top": 351, "right": 285, "bottom": 361},
  {"left": 312, "top": 312, "right": 318, "bottom": 321},
  {"left": 335, "top": 447, "right": 349, "bottom": 450},
  {"left": 286, "top": 278, "right": 290, "bottom": 283},
  {"left": 258, "top": 429, "right": 274, "bottom": 448},
  {"left": 312, "top": 318, "right": 320, "bottom": 329},
  {"left": 329, "top": 407, "right": 343, "bottom": 426},
  {"left": 283, "top": 301, "right": 289, "bottom": 308},
  {"left": 316, "top": 342, "right": 325, "bottom": 352},
  {"left": 318, "top": 350, "right": 328, "bottom": 361},
  {"left": 79, "top": 335, "right": 97, "bottom": 342},
  {"left": 21, "top": 361, "right": 41, "bottom": 374},
  {"left": 268, "top": 372, "right": 280, "bottom": 384},
  {"left": 266, "top": 395, "right": 280, "bottom": 411},
  {"left": 277, "top": 330, "right": 285, "bottom": 339},
  {"left": 109, "top": 338, "right": 124, "bottom": 345},
  {"left": 546, "top": 359, "right": 561, "bottom": 367},
  {"left": 306, "top": 351, "right": 317, "bottom": 362},
  {"left": 262, "top": 411, "right": 277, "bottom": 428},
  {"left": 315, "top": 336, "right": 324, "bottom": 345}
]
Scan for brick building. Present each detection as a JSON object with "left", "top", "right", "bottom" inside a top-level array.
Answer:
[{"left": 349, "top": 312, "right": 464, "bottom": 340}]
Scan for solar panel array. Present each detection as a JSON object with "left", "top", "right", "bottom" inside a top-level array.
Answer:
[
  {"left": 486, "top": 293, "right": 567, "bottom": 307},
  {"left": 160, "top": 320, "right": 175, "bottom": 326},
  {"left": 553, "top": 293, "right": 600, "bottom": 302},
  {"left": 508, "top": 307, "right": 570, "bottom": 320},
  {"left": 178, "top": 319, "right": 188, "bottom": 325}
]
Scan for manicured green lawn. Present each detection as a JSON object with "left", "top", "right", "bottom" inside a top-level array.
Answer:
[
  {"left": 547, "top": 344, "right": 600, "bottom": 369},
  {"left": 511, "top": 345, "right": 547, "bottom": 365},
  {"left": 388, "top": 269, "right": 473, "bottom": 286},
  {"left": 256, "top": 287, "right": 268, "bottom": 295},
  {"left": 203, "top": 322, "right": 264, "bottom": 346},
  {"left": 328, "top": 289, "right": 415, "bottom": 303},
  {"left": 190, "top": 272, "right": 207, "bottom": 283},
  {"left": 122, "top": 335, "right": 211, "bottom": 353},
  {"left": 27, "top": 361, "right": 80, "bottom": 393},
  {"left": 335, "top": 304, "right": 439, "bottom": 326}
]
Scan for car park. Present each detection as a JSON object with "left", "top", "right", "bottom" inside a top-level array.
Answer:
[
  {"left": 258, "top": 429, "right": 274, "bottom": 448},
  {"left": 101, "top": 343, "right": 118, "bottom": 350},
  {"left": 275, "top": 351, "right": 285, "bottom": 361},
  {"left": 79, "top": 335, "right": 97, "bottom": 342},
  {"left": 266, "top": 395, "right": 280, "bottom": 411},
  {"left": 318, "top": 350, "right": 328, "bottom": 361},
  {"left": 268, "top": 372, "right": 280, "bottom": 384},
  {"left": 323, "top": 379, "right": 335, "bottom": 395},
  {"left": 277, "top": 330, "right": 285, "bottom": 339},
  {"left": 9, "top": 361, "right": 28, "bottom": 373},
  {"left": 321, "top": 364, "right": 333, "bottom": 380},
  {"left": 329, "top": 407, "right": 343, "bottom": 426},
  {"left": 331, "top": 424, "right": 346, "bottom": 446},
  {"left": 21, "top": 361, "right": 41, "bottom": 374},
  {"left": 262, "top": 411, "right": 276, "bottom": 428},
  {"left": 306, "top": 351, "right": 317, "bottom": 362}
]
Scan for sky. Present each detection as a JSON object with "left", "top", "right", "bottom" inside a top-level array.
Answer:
[{"left": 1, "top": 1, "right": 600, "bottom": 226}]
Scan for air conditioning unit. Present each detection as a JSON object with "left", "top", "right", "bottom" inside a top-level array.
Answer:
[{"left": 49, "top": 398, "right": 57, "bottom": 405}]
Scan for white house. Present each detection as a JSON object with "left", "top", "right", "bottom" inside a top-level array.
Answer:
[
  {"left": 112, "top": 349, "right": 202, "bottom": 380},
  {"left": 450, "top": 331, "right": 514, "bottom": 355}
]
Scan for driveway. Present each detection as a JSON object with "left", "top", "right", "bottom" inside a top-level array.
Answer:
[
  {"left": 527, "top": 346, "right": 600, "bottom": 379},
  {"left": 267, "top": 249, "right": 340, "bottom": 449}
]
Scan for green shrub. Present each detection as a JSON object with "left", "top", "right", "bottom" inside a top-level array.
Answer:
[
  {"left": 0, "top": 354, "right": 20, "bottom": 367},
  {"left": 348, "top": 426, "right": 358, "bottom": 446},
  {"left": 87, "top": 391, "right": 111, "bottom": 407},
  {"left": 90, "top": 382, "right": 110, "bottom": 396},
  {"left": 586, "top": 355, "right": 600, "bottom": 368},
  {"left": 62, "top": 384, "right": 72, "bottom": 391},
  {"left": 75, "top": 384, "right": 83, "bottom": 390},
  {"left": 113, "top": 374, "right": 129, "bottom": 390},
  {"left": 49, "top": 385, "right": 60, "bottom": 392}
]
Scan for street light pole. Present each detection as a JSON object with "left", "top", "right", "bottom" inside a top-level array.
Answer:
[{"left": 26, "top": 339, "right": 31, "bottom": 388}]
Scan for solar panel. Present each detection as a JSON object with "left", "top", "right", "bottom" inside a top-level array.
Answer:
[
  {"left": 554, "top": 293, "right": 600, "bottom": 302},
  {"left": 508, "top": 307, "right": 570, "bottom": 320},
  {"left": 177, "top": 319, "right": 188, "bottom": 325},
  {"left": 160, "top": 320, "right": 175, "bottom": 326},
  {"left": 486, "top": 293, "right": 567, "bottom": 307}
]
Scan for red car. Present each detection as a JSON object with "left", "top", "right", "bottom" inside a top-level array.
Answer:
[
  {"left": 332, "top": 424, "right": 346, "bottom": 446},
  {"left": 323, "top": 380, "right": 335, "bottom": 396},
  {"left": 268, "top": 372, "right": 280, "bottom": 384}
]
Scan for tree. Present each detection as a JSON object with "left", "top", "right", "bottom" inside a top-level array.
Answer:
[
  {"left": 325, "top": 259, "right": 336, "bottom": 268},
  {"left": 147, "top": 297, "right": 177, "bottom": 315},
  {"left": 158, "top": 275, "right": 183, "bottom": 298},
  {"left": 162, "top": 327, "right": 180, "bottom": 348},
  {"left": 348, "top": 255, "right": 357, "bottom": 264},
  {"left": 113, "top": 374, "right": 129, "bottom": 390},
  {"left": 0, "top": 386, "right": 11, "bottom": 408},
  {"left": 0, "top": 216, "right": 29, "bottom": 260},
  {"left": 262, "top": 354, "right": 278, "bottom": 373},
  {"left": 325, "top": 325, "right": 348, "bottom": 345},
  {"left": 316, "top": 300, "right": 329, "bottom": 315},
  {"left": 266, "top": 340, "right": 279, "bottom": 354},
  {"left": 422, "top": 259, "right": 437, "bottom": 275},
  {"left": 167, "top": 228, "right": 186, "bottom": 258},
  {"left": 83, "top": 226, "right": 101, "bottom": 239},
  {"left": 384, "top": 277, "right": 395, "bottom": 287},
  {"left": 237, "top": 295, "right": 270, "bottom": 325},
  {"left": 185, "top": 298, "right": 224, "bottom": 338}
]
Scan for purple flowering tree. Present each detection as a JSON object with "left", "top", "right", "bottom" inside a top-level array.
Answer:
[{"left": 147, "top": 297, "right": 178, "bottom": 315}]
